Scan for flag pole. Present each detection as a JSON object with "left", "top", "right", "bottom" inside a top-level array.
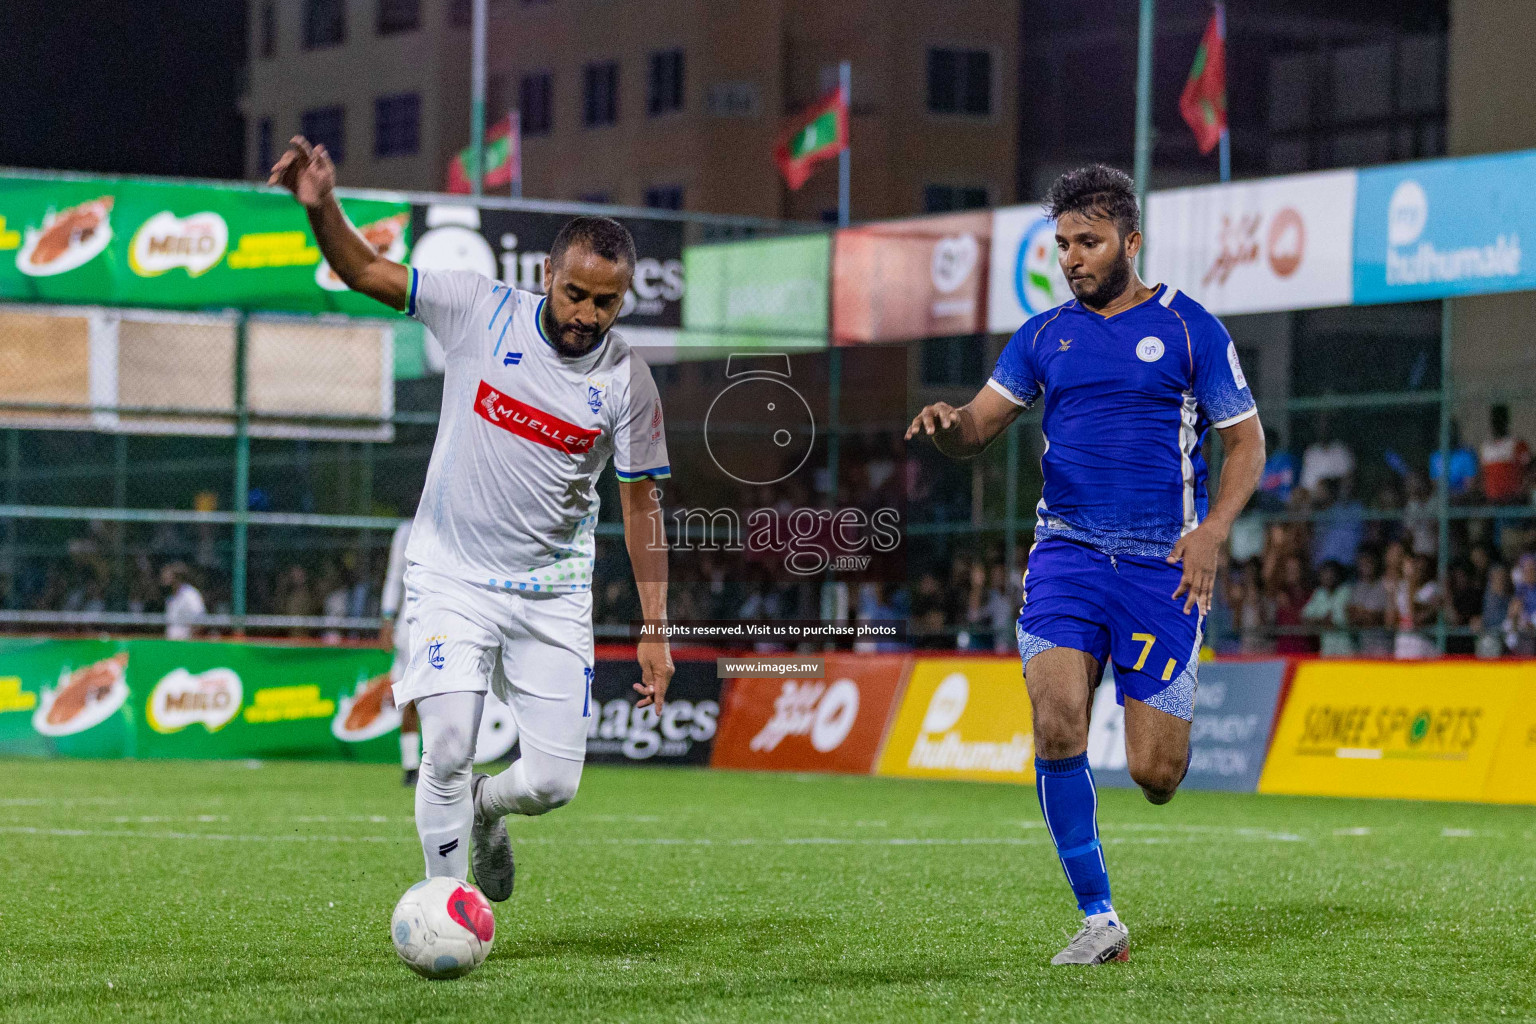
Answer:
[
  {"left": 469, "top": 0, "right": 487, "bottom": 196},
  {"left": 837, "top": 60, "right": 851, "bottom": 228},
  {"left": 1133, "top": 0, "right": 1155, "bottom": 270},
  {"left": 510, "top": 108, "right": 523, "bottom": 198},
  {"left": 828, "top": 59, "right": 851, "bottom": 523},
  {"left": 1217, "top": 2, "right": 1230, "bottom": 182}
]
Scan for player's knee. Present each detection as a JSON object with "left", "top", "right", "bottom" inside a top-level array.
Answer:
[
  {"left": 421, "top": 728, "right": 474, "bottom": 791},
  {"left": 522, "top": 760, "right": 581, "bottom": 813},
  {"left": 1129, "top": 759, "right": 1183, "bottom": 804},
  {"left": 1032, "top": 708, "right": 1089, "bottom": 761}
]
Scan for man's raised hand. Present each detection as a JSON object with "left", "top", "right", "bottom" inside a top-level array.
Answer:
[
  {"left": 267, "top": 136, "right": 335, "bottom": 210},
  {"left": 904, "top": 402, "right": 962, "bottom": 441}
]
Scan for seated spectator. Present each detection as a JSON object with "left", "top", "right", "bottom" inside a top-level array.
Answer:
[
  {"left": 161, "top": 562, "right": 206, "bottom": 641},
  {"left": 1231, "top": 558, "right": 1271, "bottom": 655},
  {"left": 1303, "top": 560, "right": 1353, "bottom": 656},
  {"left": 1402, "top": 472, "right": 1438, "bottom": 557},
  {"left": 1393, "top": 553, "right": 1443, "bottom": 659},
  {"left": 1480, "top": 404, "right": 1531, "bottom": 505},
  {"left": 1312, "top": 477, "right": 1364, "bottom": 570},
  {"left": 1478, "top": 563, "right": 1513, "bottom": 659},
  {"left": 1446, "top": 561, "right": 1483, "bottom": 655},
  {"left": 1300, "top": 418, "right": 1354, "bottom": 494},
  {"left": 1271, "top": 553, "right": 1315, "bottom": 655},
  {"left": 1258, "top": 427, "right": 1297, "bottom": 510},
  {"left": 1347, "top": 550, "right": 1392, "bottom": 657},
  {"left": 1429, "top": 419, "right": 1480, "bottom": 502}
]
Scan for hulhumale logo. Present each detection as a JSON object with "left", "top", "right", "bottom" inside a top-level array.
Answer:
[{"left": 1385, "top": 179, "right": 1522, "bottom": 287}]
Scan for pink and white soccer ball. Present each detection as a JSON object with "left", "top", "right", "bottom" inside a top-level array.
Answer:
[{"left": 390, "top": 877, "right": 496, "bottom": 978}]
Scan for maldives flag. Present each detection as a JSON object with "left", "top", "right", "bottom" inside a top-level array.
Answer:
[
  {"left": 1179, "top": 6, "right": 1227, "bottom": 156},
  {"left": 447, "top": 111, "right": 521, "bottom": 194},
  {"left": 774, "top": 87, "right": 848, "bottom": 190}
]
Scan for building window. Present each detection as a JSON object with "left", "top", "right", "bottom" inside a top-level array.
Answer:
[
  {"left": 647, "top": 50, "right": 685, "bottom": 116},
  {"left": 374, "top": 94, "right": 419, "bottom": 157},
  {"left": 923, "top": 185, "right": 988, "bottom": 213},
  {"left": 257, "top": 119, "right": 273, "bottom": 176},
  {"left": 927, "top": 48, "right": 991, "bottom": 115},
  {"left": 304, "top": 0, "right": 346, "bottom": 48},
  {"left": 260, "top": 2, "right": 277, "bottom": 57},
  {"left": 644, "top": 185, "right": 683, "bottom": 210},
  {"left": 520, "top": 73, "right": 552, "bottom": 135},
  {"left": 377, "top": 0, "right": 419, "bottom": 34},
  {"left": 583, "top": 61, "right": 619, "bottom": 127},
  {"left": 301, "top": 106, "right": 346, "bottom": 164}
]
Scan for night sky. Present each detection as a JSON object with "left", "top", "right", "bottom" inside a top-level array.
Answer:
[{"left": 0, "top": 0, "right": 248, "bottom": 179}]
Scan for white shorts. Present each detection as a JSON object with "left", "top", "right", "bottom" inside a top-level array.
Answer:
[
  {"left": 389, "top": 620, "right": 411, "bottom": 684},
  {"left": 394, "top": 563, "right": 594, "bottom": 760}
]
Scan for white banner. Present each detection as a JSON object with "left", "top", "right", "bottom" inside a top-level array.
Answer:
[
  {"left": 987, "top": 204, "right": 1073, "bottom": 333},
  {"left": 1145, "top": 169, "right": 1357, "bottom": 315}
]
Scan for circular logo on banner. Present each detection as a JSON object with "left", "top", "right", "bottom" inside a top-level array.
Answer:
[
  {"left": 1136, "top": 336, "right": 1165, "bottom": 362},
  {"left": 921, "top": 673, "right": 970, "bottom": 734},
  {"left": 1266, "top": 207, "right": 1305, "bottom": 278},
  {"left": 1015, "top": 216, "right": 1070, "bottom": 315},
  {"left": 1388, "top": 180, "right": 1428, "bottom": 248}
]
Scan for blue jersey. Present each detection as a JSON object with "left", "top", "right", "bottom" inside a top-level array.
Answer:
[{"left": 989, "top": 284, "right": 1256, "bottom": 558}]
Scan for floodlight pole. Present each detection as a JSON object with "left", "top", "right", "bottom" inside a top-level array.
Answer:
[
  {"left": 470, "top": 0, "right": 488, "bottom": 196},
  {"left": 827, "top": 59, "right": 851, "bottom": 510},
  {"left": 1133, "top": 0, "right": 1155, "bottom": 270}
]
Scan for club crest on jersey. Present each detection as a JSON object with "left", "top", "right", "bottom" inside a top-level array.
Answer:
[
  {"left": 586, "top": 378, "right": 606, "bottom": 414},
  {"left": 1136, "top": 336, "right": 1165, "bottom": 362}
]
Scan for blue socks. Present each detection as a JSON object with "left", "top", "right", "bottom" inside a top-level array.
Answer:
[{"left": 1035, "top": 753, "right": 1113, "bottom": 917}]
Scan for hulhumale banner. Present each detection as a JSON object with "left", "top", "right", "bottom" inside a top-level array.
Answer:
[
  {"left": 1087, "top": 660, "right": 1288, "bottom": 793},
  {"left": 0, "top": 172, "right": 409, "bottom": 316},
  {"left": 1353, "top": 150, "right": 1535, "bottom": 304}
]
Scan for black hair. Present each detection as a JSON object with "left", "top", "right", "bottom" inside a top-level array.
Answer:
[
  {"left": 549, "top": 215, "right": 637, "bottom": 269},
  {"left": 1045, "top": 164, "right": 1140, "bottom": 240},
  {"left": 1491, "top": 403, "right": 1510, "bottom": 436}
]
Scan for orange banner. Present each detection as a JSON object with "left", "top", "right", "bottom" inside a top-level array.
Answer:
[{"left": 711, "top": 654, "right": 908, "bottom": 774}]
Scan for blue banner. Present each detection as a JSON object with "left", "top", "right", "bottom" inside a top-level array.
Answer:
[
  {"left": 1354, "top": 151, "right": 1534, "bottom": 304},
  {"left": 1087, "top": 660, "right": 1288, "bottom": 793}
]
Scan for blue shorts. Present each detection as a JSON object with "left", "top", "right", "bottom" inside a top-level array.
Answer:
[{"left": 1016, "top": 538, "right": 1203, "bottom": 721}]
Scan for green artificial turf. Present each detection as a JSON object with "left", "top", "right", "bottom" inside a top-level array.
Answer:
[{"left": 1, "top": 758, "right": 1532, "bottom": 1023}]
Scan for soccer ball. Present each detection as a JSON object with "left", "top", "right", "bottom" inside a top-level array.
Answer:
[{"left": 390, "top": 876, "right": 496, "bottom": 978}]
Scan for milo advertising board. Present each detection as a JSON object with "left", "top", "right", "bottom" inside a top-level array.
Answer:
[
  {"left": 0, "top": 172, "right": 409, "bottom": 316},
  {"left": 0, "top": 637, "right": 400, "bottom": 762}
]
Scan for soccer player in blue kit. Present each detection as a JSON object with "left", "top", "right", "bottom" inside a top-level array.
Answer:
[{"left": 907, "top": 165, "right": 1265, "bottom": 965}]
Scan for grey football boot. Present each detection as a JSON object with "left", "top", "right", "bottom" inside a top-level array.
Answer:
[
  {"left": 469, "top": 773, "right": 515, "bottom": 902},
  {"left": 1050, "top": 920, "right": 1130, "bottom": 965}
]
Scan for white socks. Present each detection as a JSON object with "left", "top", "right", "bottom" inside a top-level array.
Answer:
[
  {"left": 1087, "top": 910, "right": 1127, "bottom": 933},
  {"left": 413, "top": 691, "right": 484, "bottom": 879}
]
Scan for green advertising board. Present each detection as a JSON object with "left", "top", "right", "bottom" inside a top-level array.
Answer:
[
  {"left": 0, "top": 636, "right": 399, "bottom": 763},
  {"left": 681, "top": 234, "right": 830, "bottom": 352},
  {"left": 0, "top": 172, "right": 410, "bottom": 317}
]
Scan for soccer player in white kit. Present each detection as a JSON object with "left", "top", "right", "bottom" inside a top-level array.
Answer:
[{"left": 271, "top": 137, "right": 674, "bottom": 902}]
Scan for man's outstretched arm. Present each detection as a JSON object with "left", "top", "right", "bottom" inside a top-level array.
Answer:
[
  {"left": 268, "top": 135, "right": 408, "bottom": 311},
  {"left": 904, "top": 381, "right": 1024, "bottom": 460},
  {"left": 618, "top": 478, "right": 674, "bottom": 712}
]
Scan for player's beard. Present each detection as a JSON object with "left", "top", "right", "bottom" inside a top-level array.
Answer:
[
  {"left": 1070, "top": 252, "right": 1134, "bottom": 310},
  {"left": 543, "top": 304, "right": 607, "bottom": 358}
]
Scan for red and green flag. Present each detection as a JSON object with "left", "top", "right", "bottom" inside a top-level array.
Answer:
[
  {"left": 774, "top": 86, "right": 848, "bottom": 190},
  {"left": 447, "top": 111, "right": 521, "bottom": 194},
  {"left": 1179, "top": 5, "right": 1228, "bottom": 156}
]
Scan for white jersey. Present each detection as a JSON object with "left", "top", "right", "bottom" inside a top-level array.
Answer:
[{"left": 403, "top": 268, "right": 670, "bottom": 593}]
